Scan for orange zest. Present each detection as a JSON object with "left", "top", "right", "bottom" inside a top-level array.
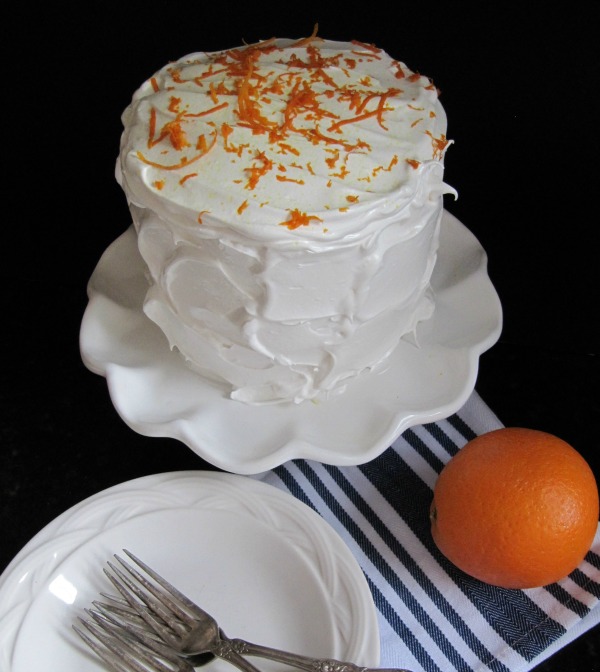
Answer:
[
  {"left": 136, "top": 31, "right": 445, "bottom": 224},
  {"left": 245, "top": 151, "right": 274, "bottom": 189},
  {"left": 426, "top": 131, "right": 449, "bottom": 159},
  {"left": 291, "top": 23, "right": 320, "bottom": 48},
  {"left": 328, "top": 88, "right": 399, "bottom": 132},
  {"left": 185, "top": 102, "right": 229, "bottom": 118},
  {"left": 276, "top": 175, "right": 305, "bottom": 185},
  {"left": 179, "top": 172, "right": 197, "bottom": 185},
  {"left": 137, "top": 130, "right": 217, "bottom": 170},
  {"left": 280, "top": 209, "right": 323, "bottom": 230}
]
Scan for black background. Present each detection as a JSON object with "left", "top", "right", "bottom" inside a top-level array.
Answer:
[{"left": 2, "top": 3, "right": 599, "bottom": 670}]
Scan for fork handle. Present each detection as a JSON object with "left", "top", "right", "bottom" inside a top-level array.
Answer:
[
  {"left": 227, "top": 638, "right": 411, "bottom": 672},
  {"left": 210, "top": 645, "right": 265, "bottom": 672}
]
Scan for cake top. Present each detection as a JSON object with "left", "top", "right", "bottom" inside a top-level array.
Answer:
[{"left": 117, "top": 32, "right": 451, "bottom": 236}]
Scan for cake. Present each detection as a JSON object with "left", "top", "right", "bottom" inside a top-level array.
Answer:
[{"left": 116, "top": 32, "right": 455, "bottom": 405}]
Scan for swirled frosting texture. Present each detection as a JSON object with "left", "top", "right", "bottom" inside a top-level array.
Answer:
[{"left": 117, "top": 36, "right": 455, "bottom": 404}]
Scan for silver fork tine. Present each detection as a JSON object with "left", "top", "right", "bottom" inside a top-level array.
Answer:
[
  {"left": 105, "top": 550, "right": 208, "bottom": 646},
  {"left": 91, "top": 600, "right": 164, "bottom": 645},
  {"left": 95, "top": 592, "right": 163, "bottom": 634},
  {"left": 74, "top": 609, "right": 193, "bottom": 672},
  {"left": 88, "top": 608, "right": 185, "bottom": 664},
  {"left": 120, "top": 549, "right": 200, "bottom": 613},
  {"left": 104, "top": 557, "right": 185, "bottom": 643},
  {"left": 74, "top": 621, "right": 134, "bottom": 672}
]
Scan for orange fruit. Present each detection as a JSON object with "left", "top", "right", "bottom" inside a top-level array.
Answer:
[{"left": 430, "top": 427, "right": 599, "bottom": 589}]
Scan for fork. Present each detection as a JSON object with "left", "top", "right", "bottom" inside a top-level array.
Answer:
[
  {"left": 74, "top": 609, "right": 207, "bottom": 672},
  {"left": 76, "top": 549, "right": 413, "bottom": 672}
]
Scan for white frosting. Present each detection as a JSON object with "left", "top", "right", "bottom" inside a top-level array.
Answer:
[{"left": 116, "top": 36, "right": 455, "bottom": 404}]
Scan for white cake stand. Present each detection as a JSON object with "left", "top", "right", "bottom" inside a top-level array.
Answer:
[{"left": 80, "top": 210, "right": 502, "bottom": 474}]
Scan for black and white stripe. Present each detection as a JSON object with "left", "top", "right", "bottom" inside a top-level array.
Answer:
[{"left": 258, "top": 392, "right": 600, "bottom": 672}]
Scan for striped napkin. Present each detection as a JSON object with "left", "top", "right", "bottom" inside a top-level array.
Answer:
[{"left": 255, "top": 391, "right": 600, "bottom": 672}]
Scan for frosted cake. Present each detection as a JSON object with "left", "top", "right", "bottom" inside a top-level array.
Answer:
[{"left": 116, "top": 33, "right": 455, "bottom": 404}]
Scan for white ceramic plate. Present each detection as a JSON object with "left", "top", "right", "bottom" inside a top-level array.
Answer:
[
  {"left": 0, "top": 471, "right": 379, "bottom": 672},
  {"left": 80, "top": 210, "right": 502, "bottom": 474}
]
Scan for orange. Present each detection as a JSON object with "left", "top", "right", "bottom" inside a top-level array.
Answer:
[{"left": 430, "top": 427, "right": 599, "bottom": 589}]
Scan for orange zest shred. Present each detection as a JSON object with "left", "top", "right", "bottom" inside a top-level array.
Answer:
[
  {"left": 147, "top": 111, "right": 189, "bottom": 150},
  {"left": 179, "top": 172, "right": 197, "bottom": 185},
  {"left": 325, "top": 150, "right": 340, "bottom": 168},
  {"left": 245, "top": 151, "right": 274, "bottom": 189},
  {"left": 280, "top": 209, "right": 323, "bottom": 230},
  {"left": 392, "top": 61, "right": 406, "bottom": 79},
  {"left": 168, "top": 97, "right": 182, "bottom": 113},
  {"left": 237, "top": 199, "right": 249, "bottom": 214},
  {"left": 276, "top": 175, "right": 305, "bottom": 185},
  {"left": 328, "top": 107, "right": 382, "bottom": 132},
  {"left": 328, "top": 88, "right": 399, "bottom": 132},
  {"left": 137, "top": 130, "right": 217, "bottom": 169},
  {"left": 291, "top": 23, "right": 320, "bottom": 47},
  {"left": 350, "top": 40, "right": 381, "bottom": 54},
  {"left": 185, "top": 102, "right": 229, "bottom": 118},
  {"left": 372, "top": 155, "right": 398, "bottom": 176},
  {"left": 221, "top": 122, "right": 234, "bottom": 146},
  {"left": 331, "top": 164, "right": 349, "bottom": 179},
  {"left": 147, "top": 108, "right": 158, "bottom": 148},
  {"left": 165, "top": 120, "right": 190, "bottom": 150},
  {"left": 426, "top": 131, "right": 449, "bottom": 159},
  {"left": 277, "top": 142, "right": 300, "bottom": 156}
]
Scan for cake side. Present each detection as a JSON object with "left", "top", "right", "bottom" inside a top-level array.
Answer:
[{"left": 116, "top": 34, "right": 455, "bottom": 404}]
